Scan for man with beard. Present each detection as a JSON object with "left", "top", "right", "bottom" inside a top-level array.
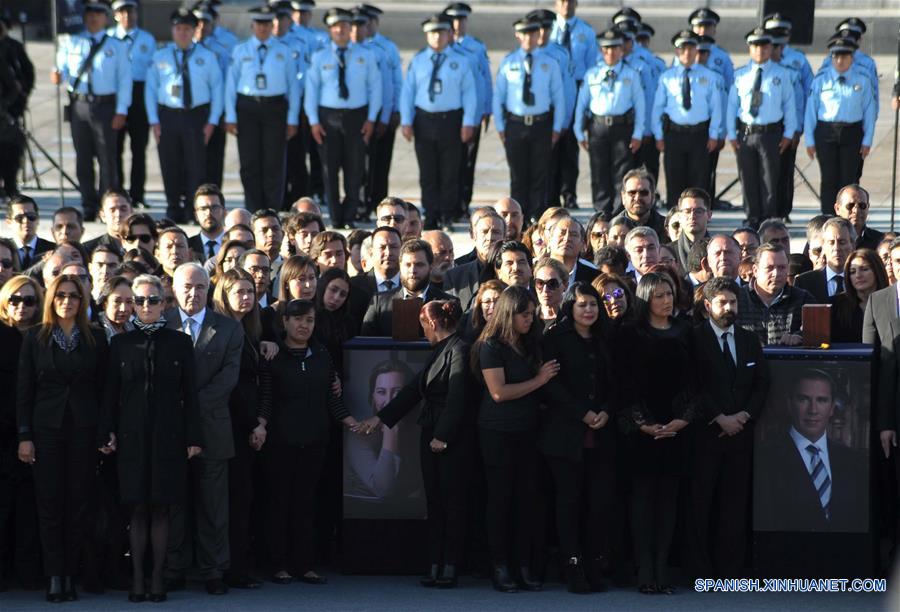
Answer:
[
  {"left": 361, "top": 239, "right": 454, "bottom": 336},
  {"left": 188, "top": 184, "right": 227, "bottom": 261},
  {"left": 422, "top": 230, "right": 454, "bottom": 290},
  {"left": 690, "top": 277, "right": 768, "bottom": 577},
  {"left": 612, "top": 168, "right": 666, "bottom": 239}
]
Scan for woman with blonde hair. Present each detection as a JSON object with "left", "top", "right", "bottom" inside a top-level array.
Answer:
[{"left": 0, "top": 275, "right": 44, "bottom": 330}]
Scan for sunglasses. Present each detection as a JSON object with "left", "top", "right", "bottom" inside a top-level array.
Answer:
[
  {"left": 126, "top": 234, "right": 153, "bottom": 244},
  {"left": 12, "top": 213, "right": 38, "bottom": 223},
  {"left": 378, "top": 214, "right": 406, "bottom": 223},
  {"left": 535, "top": 278, "right": 561, "bottom": 291},
  {"left": 134, "top": 295, "right": 163, "bottom": 306},
  {"left": 9, "top": 295, "right": 37, "bottom": 307},
  {"left": 625, "top": 189, "right": 651, "bottom": 198},
  {"left": 0, "top": 258, "right": 13, "bottom": 269},
  {"left": 54, "top": 291, "right": 81, "bottom": 301},
  {"left": 843, "top": 201, "right": 869, "bottom": 210},
  {"left": 603, "top": 288, "right": 625, "bottom": 302}
]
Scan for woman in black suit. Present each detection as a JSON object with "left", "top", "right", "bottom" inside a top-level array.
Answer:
[
  {"left": 101, "top": 274, "right": 201, "bottom": 602},
  {"left": 620, "top": 272, "right": 696, "bottom": 595},
  {"left": 16, "top": 274, "right": 108, "bottom": 602},
  {"left": 830, "top": 248, "right": 888, "bottom": 343},
  {"left": 356, "top": 300, "right": 473, "bottom": 589},
  {"left": 257, "top": 299, "right": 358, "bottom": 585},
  {"left": 471, "top": 285, "right": 560, "bottom": 593},
  {"left": 540, "top": 282, "right": 617, "bottom": 593}
]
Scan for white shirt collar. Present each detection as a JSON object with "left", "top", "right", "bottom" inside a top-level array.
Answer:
[
  {"left": 709, "top": 318, "right": 735, "bottom": 338},
  {"left": 789, "top": 426, "right": 831, "bottom": 473},
  {"left": 402, "top": 284, "right": 429, "bottom": 300},
  {"left": 202, "top": 230, "right": 225, "bottom": 245},
  {"left": 374, "top": 270, "right": 400, "bottom": 291},
  {"left": 179, "top": 307, "right": 206, "bottom": 329},
  {"left": 825, "top": 266, "right": 843, "bottom": 283}
]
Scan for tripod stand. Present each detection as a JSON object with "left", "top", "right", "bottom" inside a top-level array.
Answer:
[{"left": 18, "top": 113, "right": 79, "bottom": 192}]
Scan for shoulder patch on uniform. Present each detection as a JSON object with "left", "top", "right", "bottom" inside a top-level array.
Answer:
[
  {"left": 699, "top": 76, "right": 708, "bottom": 85},
  {"left": 195, "top": 57, "right": 204, "bottom": 66},
  {"left": 854, "top": 83, "right": 862, "bottom": 91},
  {"left": 105, "top": 49, "right": 114, "bottom": 57},
  {"left": 541, "top": 63, "right": 549, "bottom": 71},
  {"left": 357, "top": 56, "right": 365, "bottom": 64},
  {"left": 276, "top": 53, "right": 285, "bottom": 61},
  {"left": 140, "top": 44, "right": 148, "bottom": 53},
  {"left": 715, "top": 58, "right": 722, "bottom": 65},
  {"left": 773, "top": 77, "right": 780, "bottom": 85},
  {"left": 450, "top": 61, "right": 459, "bottom": 70}
]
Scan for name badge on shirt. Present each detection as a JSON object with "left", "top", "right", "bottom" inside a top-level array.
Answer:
[
  {"left": 256, "top": 73, "right": 267, "bottom": 89},
  {"left": 433, "top": 80, "right": 443, "bottom": 94},
  {"left": 170, "top": 84, "right": 181, "bottom": 98}
]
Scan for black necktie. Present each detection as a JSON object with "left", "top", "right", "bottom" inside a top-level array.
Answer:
[
  {"left": 837, "top": 75, "right": 846, "bottom": 85},
  {"left": 429, "top": 52, "right": 444, "bottom": 103},
  {"left": 721, "top": 331, "right": 736, "bottom": 378},
  {"left": 87, "top": 36, "right": 100, "bottom": 95},
  {"left": 523, "top": 53, "right": 535, "bottom": 106},
  {"left": 561, "top": 23, "right": 571, "bottom": 50},
  {"left": 605, "top": 69, "right": 616, "bottom": 84},
  {"left": 181, "top": 48, "right": 193, "bottom": 109},
  {"left": 21, "top": 245, "right": 31, "bottom": 268},
  {"left": 749, "top": 67, "right": 763, "bottom": 117},
  {"left": 337, "top": 47, "right": 349, "bottom": 99},
  {"left": 206, "top": 240, "right": 216, "bottom": 260},
  {"left": 834, "top": 275, "right": 844, "bottom": 295},
  {"left": 682, "top": 67, "right": 692, "bottom": 110}
]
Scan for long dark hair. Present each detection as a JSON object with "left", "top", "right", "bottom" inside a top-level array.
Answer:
[
  {"left": 633, "top": 271, "right": 675, "bottom": 328},
  {"left": 38, "top": 274, "right": 95, "bottom": 347},
  {"left": 833, "top": 248, "right": 889, "bottom": 331},
  {"left": 313, "top": 268, "right": 353, "bottom": 359},
  {"left": 213, "top": 268, "right": 262, "bottom": 345},
  {"left": 557, "top": 281, "right": 606, "bottom": 335},
  {"left": 471, "top": 285, "right": 541, "bottom": 375}
]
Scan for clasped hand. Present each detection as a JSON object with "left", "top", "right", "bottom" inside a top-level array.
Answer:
[{"left": 640, "top": 418, "right": 688, "bottom": 439}]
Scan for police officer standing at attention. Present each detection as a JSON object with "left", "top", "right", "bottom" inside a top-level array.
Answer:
[
  {"left": 726, "top": 28, "right": 796, "bottom": 229},
  {"left": 109, "top": 0, "right": 155, "bottom": 210},
  {"left": 305, "top": 7, "right": 382, "bottom": 229},
  {"left": 763, "top": 13, "right": 813, "bottom": 98},
  {"left": 551, "top": 0, "right": 596, "bottom": 210},
  {"left": 574, "top": 28, "right": 645, "bottom": 217},
  {"left": 401, "top": 14, "right": 477, "bottom": 232},
  {"left": 493, "top": 16, "right": 564, "bottom": 222},
  {"left": 207, "top": 0, "right": 240, "bottom": 53},
  {"left": 146, "top": 9, "right": 223, "bottom": 222},
  {"left": 769, "top": 27, "right": 805, "bottom": 221},
  {"left": 52, "top": 0, "right": 131, "bottom": 222},
  {"left": 805, "top": 35, "right": 876, "bottom": 214},
  {"left": 191, "top": 2, "right": 230, "bottom": 193},
  {"left": 651, "top": 30, "right": 722, "bottom": 209},
  {"left": 225, "top": 5, "right": 300, "bottom": 213}
]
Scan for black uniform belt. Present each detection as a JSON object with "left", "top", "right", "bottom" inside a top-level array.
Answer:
[
  {"left": 320, "top": 105, "right": 367, "bottom": 114},
  {"left": 415, "top": 108, "right": 463, "bottom": 120},
  {"left": 665, "top": 119, "right": 710, "bottom": 134},
  {"left": 159, "top": 103, "right": 210, "bottom": 114},
  {"left": 237, "top": 93, "right": 286, "bottom": 103},
  {"left": 69, "top": 93, "right": 115, "bottom": 103},
  {"left": 817, "top": 120, "right": 862, "bottom": 129},
  {"left": 591, "top": 108, "right": 634, "bottom": 127},
  {"left": 736, "top": 120, "right": 783, "bottom": 135},
  {"left": 506, "top": 111, "right": 551, "bottom": 126}
]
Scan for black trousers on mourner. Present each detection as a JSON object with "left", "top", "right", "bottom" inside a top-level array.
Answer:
[
  {"left": 0, "top": 447, "right": 42, "bottom": 584},
  {"left": 70, "top": 97, "right": 119, "bottom": 218},
  {"left": 116, "top": 81, "right": 149, "bottom": 205},
  {"left": 414, "top": 108, "right": 463, "bottom": 224},
  {"left": 630, "top": 475, "right": 679, "bottom": 586},
  {"left": 236, "top": 94, "right": 287, "bottom": 213},
  {"left": 227, "top": 434, "right": 255, "bottom": 579},
  {"left": 420, "top": 427, "right": 471, "bottom": 566},
  {"left": 158, "top": 104, "right": 208, "bottom": 220},
  {"left": 318, "top": 106, "right": 367, "bottom": 228},
  {"left": 663, "top": 123, "right": 710, "bottom": 208},
  {"left": 588, "top": 119, "right": 636, "bottom": 216},
  {"left": 814, "top": 121, "right": 864, "bottom": 214},
  {"left": 736, "top": 127, "right": 781, "bottom": 226},
  {"left": 504, "top": 115, "right": 553, "bottom": 221},
  {"left": 637, "top": 135, "right": 659, "bottom": 184}
]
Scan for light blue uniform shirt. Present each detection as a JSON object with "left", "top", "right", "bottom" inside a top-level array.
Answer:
[
  {"left": 651, "top": 62, "right": 723, "bottom": 140},
  {"left": 197, "top": 35, "right": 230, "bottom": 75},
  {"left": 371, "top": 32, "right": 403, "bottom": 115},
  {"left": 573, "top": 60, "right": 645, "bottom": 142},
  {"left": 145, "top": 42, "right": 223, "bottom": 125},
  {"left": 109, "top": 25, "right": 156, "bottom": 82},
  {"left": 450, "top": 42, "right": 487, "bottom": 120},
  {"left": 455, "top": 35, "right": 492, "bottom": 117},
  {"left": 543, "top": 42, "right": 577, "bottom": 127},
  {"left": 400, "top": 46, "right": 478, "bottom": 127},
  {"left": 804, "top": 65, "right": 876, "bottom": 147},
  {"left": 56, "top": 30, "right": 132, "bottom": 115},
  {"left": 726, "top": 60, "right": 797, "bottom": 140},
  {"left": 707, "top": 44, "right": 734, "bottom": 89},
  {"left": 780, "top": 60, "right": 805, "bottom": 135},
  {"left": 363, "top": 38, "right": 393, "bottom": 123},
  {"left": 624, "top": 52, "right": 657, "bottom": 137},
  {"left": 492, "top": 48, "right": 565, "bottom": 133},
  {"left": 212, "top": 26, "right": 239, "bottom": 53},
  {"left": 819, "top": 50, "right": 879, "bottom": 115},
  {"left": 225, "top": 36, "right": 301, "bottom": 125},
  {"left": 782, "top": 45, "right": 813, "bottom": 95},
  {"left": 550, "top": 16, "right": 597, "bottom": 81},
  {"left": 304, "top": 42, "right": 382, "bottom": 124}
]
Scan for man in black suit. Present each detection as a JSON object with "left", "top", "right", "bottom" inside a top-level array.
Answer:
[
  {"left": 794, "top": 217, "right": 854, "bottom": 303},
  {"left": 6, "top": 195, "right": 53, "bottom": 269},
  {"left": 755, "top": 369, "right": 867, "bottom": 533},
  {"left": 187, "top": 184, "right": 227, "bottom": 262},
  {"left": 834, "top": 184, "right": 883, "bottom": 250},
  {"left": 547, "top": 216, "right": 598, "bottom": 288},
  {"left": 691, "top": 278, "right": 768, "bottom": 577},
  {"left": 668, "top": 188, "right": 711, "bottom": 270},
  {"left": 444, "top": 211, "right": 505, "bottom": 310},
  {"left": 361, "top": 239, "right": 455, "bottom": 336},
  {"left": 251, "top": 209, "right": 285, "bottom": 298},
  {"left": 83, "top": 189, "right": 132, "bottom": 256},
  {"left": 452, "top": 206, "right": 505, "bottom": 266},
  {"left": 349, "top": 226, "right": 402, "bottom": 329},
  {"left": 164, "top": 263, "right": 243, "bottom": 595}
]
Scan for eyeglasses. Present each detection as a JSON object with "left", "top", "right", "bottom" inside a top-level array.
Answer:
[
  {"left": 625, "top": 189, "right": 651, "bottom": 198},
  {"left": 126, "top": 233, "right": 153, "bottom": 244},
  {"left": 54, "top": 291, "right": 81, "bottom": 302},
  {"left": 379, "top": 214, "right": 406, "bottom": 223},
  {"left": 844, "top": 201, "right": 869, "bottom": 210},
  {"left": 534, "top": 278, "right": 561, "bottom": 291},
  {"left": 248, "top": 266, "right": 271, "bottom": 275},
  {"left": 591, "top": 230, "right": 609, "bottom": 238},
  {"left": 13, "top": 213, "right": 37, "bottom": 223},
  {"left": 195, "top": 204, "right": 224, "bottom": 214},
  {"left": 0, "top": 258, "right": 13, "bottom": 269},
  {"left": 134, "top": 295, "right": 163, "bottom": 306},
  {"left": 9, "top": 295, "right": 37, "bottom": 307},
  {"left": 603, "top": 288, "right": 625, "bottom": 302},
  {"left": 810, "top": 247, "right": 823, "bottom": 256}
]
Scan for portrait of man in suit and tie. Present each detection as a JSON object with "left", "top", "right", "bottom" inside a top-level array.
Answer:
[{"left": 754, "top": 367, "right": 868, "bottom": 533}]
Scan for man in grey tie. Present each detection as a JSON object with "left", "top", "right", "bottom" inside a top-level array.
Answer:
[{"left": 164, "top": 262, "right": 243, "bottom": 595}]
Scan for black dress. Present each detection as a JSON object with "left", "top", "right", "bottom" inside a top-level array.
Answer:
[{"left": 829, "top": 294, "right": 865, "bottom": 343}]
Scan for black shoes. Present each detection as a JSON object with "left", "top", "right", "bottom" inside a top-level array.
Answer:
[
  {"left": 63, "top": 576, "right": 77, "bottom": 601},
  {"left": 46, "top": 576, "right": 65, "bottom": 603},
  {"left": 435, "top": 564, "right": 457, "bottom": 589},
  {"left": 271, "top": 572, "right": 293, "bottom": 584},
  {"left": 491, "top": 565, "right": 517, "bottom": 593},
  {"left": 148, "top": 592, "right": 167, "bottom": 602},
  {"left": 565, "top": 558, "right": 591, "bottom": 594},
  {"left": 162, "top": 576, "right": 185, "bottom": 592},
  {"left": 299, "top": 573, "right": 327, "bottom": 585},
  {"left": 420, "top": 564, "right": 440, "bottom": 588},
  {"left": 517, "top": 566, "right": 542, "bottom": 591},
  {"left": 205, "top": 578, "right": 228, "bottom": 595},
  {"left": 225, "top": 574, "right": 262, "bottom": 589},
  {"left": 128, "top": 592, "right": 147, "bottom": 603}
]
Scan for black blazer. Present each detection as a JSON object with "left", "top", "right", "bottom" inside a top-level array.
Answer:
[
  {"left": 230, "top": 340, "right": 263, "bottom": 438},
  {"left": 187, "top": 233, "right": 221, "bottom": 262},
  {"left": 454, "top": 249, "right": 477, "bottom": 266},
  {"left": 16, "top": 326, "right": 108, "bottom": 441},
  {"left": 856, "top": 226, "right": 884, "bottom": 251},
  {"left": 0, "top": 324, "right": 23, "bottom": 470},
  {"left": 360, "top": 286, "right": 456, "bottom": 337},
  {"left": 83, "top": 232, "right": 124, "bottom": 257},
  {"left": 755, "top": 432, "right": 867, "bottom": 533},
  {"left": 793, "top": 269, "right": 830, "bottom": 304},
  {"left": 29, "top": 237, "right": 55, "bottom": 261},
  {"left": 539, "top": 323, "right": 615, "bottom": 462},
  {"left": 571, "top": 259, "right": 599, "bottom": 285},
  {"left": 378, "top": 334, "right": 473, "bottom": 443},
  {"left": 443, "top": 259, "right": 483, "bottom": 311}
]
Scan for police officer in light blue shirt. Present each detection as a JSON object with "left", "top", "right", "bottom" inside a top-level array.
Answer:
[
  {"left": 805, "top": 36, "right": 876, "bottom": 214},
  {"left": 688, "top": 9, "right": 734, "bottom": 90},
  {"left": 146, "top": 9, "right": 222, "bottom": 220},
  {"left": 574, "top": 29, "right": 644, "bottom": 216},
  {"left": 819, "top": 19, "right": 879, "bottom": 114},
  {"left": 192, "top": 1, "right": 230, "bottom": 193},
  {"left": 764, "top": 13, "right": 813, "bottom": 97},
  {"left": 53, "top": 0, "right": 132, "bottom": 221},
  {"left": 770, "top": 27, "right": 806, "bottom": 220},
  {"left": 727, "top": 28, "right": 796, "bottom": 228},
  {"left": 225, "top": 5, "right": 301, "bottom": 212},
  {"left": 401, "top": 14, "right": 477, "bottom": 230},
  {"left": 636, "top": 23, "right": 667, "bottom": 76},
  {"left": 651, "top": 30, "right": 722, "bottom": 208},
  {"left": 109, "top": 0, "right": 155, "bottom": 208},
  {"left": 205, "top": 0, "right": 239, "bottom": 53},
  {"left": 305, "top": 7, "right": 382, "bottom": 228},
  {"left": 290, "top": 0, "right": 330, "bottom": 51},
  {"left": 493, "top": 16, "right": 564, "bottom": 221},
  {"left": 618, "top": 21, "right": 661, "bottom": 185}
]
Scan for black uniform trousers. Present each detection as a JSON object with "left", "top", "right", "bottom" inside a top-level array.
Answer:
[
  {"left": 283, "top": 128, "right": 308, "bottom": 211},
  {"left": 157, "top": 104, "right": 208, "bottom": 221},
  {"left": 318, "top": 106, "right": 367, "bottom": 228},
  {"left": 689, "top": 428, "right": 752, "bottom": 578},
  {"left": 775, "top": 141, "right": 797, "bottom": 218},
  {"left": 708, "top": 148, "right": 721, "bottom": 202},
  {"left": 637, "top": 135, "right": 660, "bottom": 184},
  {"left": 31, "top": 422, "right": 97, "bottom": 577},
  {"left": 364, "top": 118, "right": 397, "bottom": 218},
  {"left": 420, "top": 427, "right": 471, "bottom": 566},
  {"left": 663, "top": 124, "right": 711, "bottom": 208},
  {"left": 458, "top": 122, "right": 481, "bottom": 218},
  {"left": 479, "top": 427, "right": 538, "bottom": 567},
  {"left": 736, "top": 126, "right": 781, "bottom": 226},
  {"left": 205, "top": 124, "right": 226, "bottom": 189},
  {"left": 588, "top": 118, "right": 636, "bottom": 216},
  {"left": 414, "top": 108, "right": 463, "bottom": 225},
  {"left": 0, "top": 454, "right": 41, "bottom": 585},
  {"left": 303, "top": 116, "right": 325, "bottom": 197},
  {"left": 226, "top": 434, "right": 255, "bottom": 579},
  {"left": 814, "top": 121, "right": 864, "bottom": 214},
  {"left": 236, "top": 94, "right": 287, "bottom": 213},
  {"left": 70, "top": 97, "right": 119, "bottom": 218},
  {"left": 116, "top": 81, "right": 149, "bottom": 205},
  {"left": 262, "top": 442, "right": 326, "bottom": 574},
  {"left": 550, "top": 87, "right": 581, "bottom": 208},
  {"left": 504, "top": 115, "right": 553, "bottom": 222}
]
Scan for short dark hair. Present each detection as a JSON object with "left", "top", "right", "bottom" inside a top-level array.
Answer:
[
  {"left": 53, "top": 206, "right": 84, "bottom": 225},
  {"left": 251, "top": 208, "right": 282, "bottom": 227},
  {"left": 126, "top": 213, "right": 158, "bottom": 240},
  {"left": 112, "top": 260, "right": 149, "bottom": 276},
  {"left": 594, "top": 245, "right": 628, "bottom": 270},
  {"left": 678, "top": 187, "right": 711, "bottom": 210},
  {"left": 754, "top": 242, "right": 787, "bottom": 264},
  {"left": 732, "top": 226, "right": 759, "bottom": 242},
  {"left": 226, "top": 223, "right": 253, "bottom": 239},
  {"left": 703, "top": 276, "right": 740, "bottom": 302},
  {"left": 91, "top": 244, "right": 122, "bottom": 263},
  {"left": 309, "top": 230, "right": 348, "bottom": 261},
  {"left": 7, "top": 194, "right": 38, "bottom": 217},
  {"left": 405, "top": 201, "right": 421, "bottom": 217},
  {"left": 688, "top": 237, "right": 711, "bottom": 273},
  {"left": 283, "top": 298, "right": 315, "bottom": 318},
  {"left": 621, "top": 166, "right": 656, "bottom": 191},
  {"left": 792, "top": 368, "right": 837, "bottom": 398},
  {"left": 157, "top": 226, "right": 190, "bottom": 245},
  {"left": 287, "top": 211, "right": 326, "bottom": 234},
  {"left": 371, "top": 225, "right": 402, "bottom": 243},
  {"left": 400, "top": 238, "right": 434, "bottom": 265},
  {"left": 101, "top": 188, "right": 131, "bottom": 206},
  {"left": 194, "top": 183, "right": 225, "bottom": 208},
  {"left": 238, "top": 248, "right": 271, "bottom": 268},
  {"left": 492, "top": 240, "right": 531, "bottom": 270},
  {"left": 347, "top": 229, "right": 372, "bottom": 249}
]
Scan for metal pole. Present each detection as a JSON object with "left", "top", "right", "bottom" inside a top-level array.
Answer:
[{"left": 50, "top": 0, "right": 65, "bottom": 205}]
